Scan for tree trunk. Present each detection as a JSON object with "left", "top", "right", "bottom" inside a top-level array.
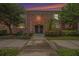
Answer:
[
  {"left": 2, "top": 21, "right": 13, "bottom": 34},
  {"left": 7, "top": 24, "right": 13, "bottom": 34}
]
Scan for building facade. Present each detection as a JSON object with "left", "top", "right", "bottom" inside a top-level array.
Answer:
[
  {"left": 25, "top": 4, "right": 79, "bottom": 33},
  {"left": 26, "top": 11, "right": 61, "bottom": 33}
]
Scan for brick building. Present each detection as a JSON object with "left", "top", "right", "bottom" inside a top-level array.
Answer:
[{"left": 25, "top": 4, "right": 78, "bottom": 33}]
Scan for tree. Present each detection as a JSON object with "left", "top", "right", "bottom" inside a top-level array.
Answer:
[
  {"left": 0, "top": 3, "right": 25, "bottom": 34},
  {"left": 48, "top": 18, "right": 57, "bottom": 31},
  {"left": 59, "top": 3, "right": 79, "bottom": 24}
]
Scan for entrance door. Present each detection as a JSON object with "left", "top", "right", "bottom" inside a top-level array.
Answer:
[
  {"left": 35, "top": 25, "right": 43, "bottom": 33},
  {"left": 35, "top": 25, "right": 39, "bottom": 33},
  {"left": 39, "top": 25, "right": 43, "bottom": 33}
]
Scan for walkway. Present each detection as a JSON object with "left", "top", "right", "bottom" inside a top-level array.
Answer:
[
  {"left": 0, "top": 39, "right": 27, "bottom": 49},
  {"left": 0, "top": 35, "right": 79, "bottom": 55},
  {"left": 49, "top": 40, "right": 79, "bottom": 49},
  {"left": 19, "top": 34, "right": 57, "bottom": 56}
]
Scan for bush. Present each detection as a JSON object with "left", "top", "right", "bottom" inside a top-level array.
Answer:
[
  {"left": 12, "top": 32, "right": 32, "bottom": 39},
  {"left": 45, "top": 30, "right": 62, "bottom": 37},
  {"left": 14, "top": 31, "right": 33, "bottom": 36},
  {"left": 45, "top": 30, "right": 79, "bottom": 37},
  {"left": 0, "top": 30, "right": 8, "bottom": 36},
  {"left": 0, "top": 32, "right": 32, "bottom": 39},
  {"left": 28, "top": 33, "right": 33, "bottom": 36},
  {"left": 62, "top": 30, "right": 79, "bottom": 36},
  {"left": 0, "top": 48, "right": 19, "bottom": 56},
  {"left": 14, "top": 31, "right": 25, "bottom": 36}
]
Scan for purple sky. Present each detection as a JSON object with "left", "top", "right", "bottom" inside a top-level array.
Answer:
[{"left": 20, "top": 3, "right": 61, "bottom": 8}]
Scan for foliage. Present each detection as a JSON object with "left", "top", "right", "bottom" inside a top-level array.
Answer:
[
  {"left": 62, "top": 30, "right": 79, "bottom": 36},
  {"left": 14, "top": 31, "right": 25, "bottom": 36},
  {"left": 0, "top": 30, "right": 8, "bottom": 35},
  {"left": 0, "top": 33, "right": 32, "bottom": 39},
  {"left": 48, "top": 19, "right": 53, "bottom": 31},
  {"left": 57, "top": 48, "right": 79, "bottom": 56},
  {"left": 45, "top": 30, "right": 62, "bottom": 37},
  {"left": 0, "top": 48, "right": 19, "bottom": 56},
  {"left": 47, "top": 36, "right": 79, "bottom": 40},
  {"left": 59, "top": 3, "right": 79, "bottom": 24},
  {"left": 45, "top": 30, "right": 79, "bottom": 37},
  {"left": 0, "top": 3, "right": 25, "bottom": 34}
]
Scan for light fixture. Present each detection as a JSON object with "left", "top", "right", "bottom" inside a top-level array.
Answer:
[
  {"left": 36, "top": 15, "right": 41, "bottom": 21},
  {"left": 18, "top": 24, "right": 25, "bottom": 28}
]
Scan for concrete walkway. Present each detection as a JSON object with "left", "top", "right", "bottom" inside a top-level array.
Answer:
[
  {"left": 0, "top": 35, "right": 79, "bottom": 56},
  {"left": 19, "top": 34, "right": 57, "bottom": 56},
  {"left": 0, "top": 39, "right": 27, "bottom": 49},
  {"left": 49, "top": 40, "right": 79, "bottom": 49}
]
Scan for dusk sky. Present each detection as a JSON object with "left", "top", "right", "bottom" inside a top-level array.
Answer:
[
  {"left": 20, "top": 3, "right": 65, "bottom": 11},
  {"left": 20, "top": 3, "right": 60, "bottom": 8}
]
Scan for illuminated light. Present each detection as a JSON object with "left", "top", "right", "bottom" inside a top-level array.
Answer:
[
  {"left": 19, "top": 25, "right": 24, "bottom": 28},
  {"left": 36, "top": 16, "right": 41, "bottom": 21},
  {"left": 18, "top": 24, "right": 25, "bottom": 28}
]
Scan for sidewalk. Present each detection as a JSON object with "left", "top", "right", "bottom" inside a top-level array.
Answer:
[
  {"left": 19, "top": 34, "right": 57, "bottom": 56},
  {"left": 49, "top": 40, "right": 79, "bottom": 49}
]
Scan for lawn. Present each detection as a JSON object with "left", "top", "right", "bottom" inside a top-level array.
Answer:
[
  {"left": 47, "top": 36, "right": 79, "bottom": 40},
  {"left": 57, "top": 48, "right": 79, "bottom": 56},
  {"left": 0, "top": 48, "right": 19, "bottom": 56}
]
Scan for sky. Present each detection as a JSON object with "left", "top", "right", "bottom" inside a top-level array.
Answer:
[
  {"left": 20, "top": 3, "right": 64, "bottom": 11},
  {"left": 20, "top": 3, "right": 60, "bottom": 8}
]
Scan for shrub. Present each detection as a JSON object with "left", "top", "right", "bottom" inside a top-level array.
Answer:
[
  {"left": 62, "top": 30, "right": 79, "bottom": 36},
  {"left": 28, "top": 33, "right": 33, "bottom": 36},
  {"left": 0, "top": 30, "right": 8, "bottom": 36},
  {"left": 12, "top": 32, "right": 32, "bottom": 39},
  {"left": 14, "top": 31, "right": 24, "bottom": 36},
  {"left": 45, "top": 30, "right": 79, "bottom": 37},
  {"left": 45, "top": 30, "right": 62, "bottom": 37}
]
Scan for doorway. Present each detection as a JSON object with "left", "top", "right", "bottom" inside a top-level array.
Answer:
[{"left": 35, "top": 25, "right": 43, "bottom": 33}]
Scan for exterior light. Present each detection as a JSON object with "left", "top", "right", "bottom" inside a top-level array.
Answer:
[
  {"left": 19, "top": 25, "right": 24, "bottom": 28},
  {"left": 18, "top": 24, "right": 25, "bottom": 28},
  {"left": 36, "top": 15, "right": 41, "bottom": 21}
]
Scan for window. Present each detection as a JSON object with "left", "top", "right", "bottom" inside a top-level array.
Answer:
[
  {"left": 54, "top": 14, "right": 59, "bottom": 20},
  {"left": 55, "top": 23, "right": 60, "bottom": 28}
]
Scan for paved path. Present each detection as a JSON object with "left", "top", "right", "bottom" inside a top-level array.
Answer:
[
  {"left": 0, "top": 35, "right": 79, "bottom": 56},
  {"left": 49, "top": 40, "right": 79, "bottom": 49},
  {"left": 19, "top": 34, "right": 57, "bottom": 56},
  {"left": 0, "top": 39, "right": 27, "bottom": 49}
]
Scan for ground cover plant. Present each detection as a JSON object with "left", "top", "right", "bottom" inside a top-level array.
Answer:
[
  {"left": 57, "top": 48, "right": 79, "bottom": 56},
  {"left": 0, "top": 48, "right": 19, "bottom": 56}
]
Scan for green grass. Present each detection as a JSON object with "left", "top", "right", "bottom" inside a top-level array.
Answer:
[
  {"left": 57, "top": 48, "right": 79, "bottom": 56},
  {"left": 0, "top": 48, "right": 19, "bottom": 56},
  {"left": 47, "top": 36, "right": 79, "bottom": 40}
]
